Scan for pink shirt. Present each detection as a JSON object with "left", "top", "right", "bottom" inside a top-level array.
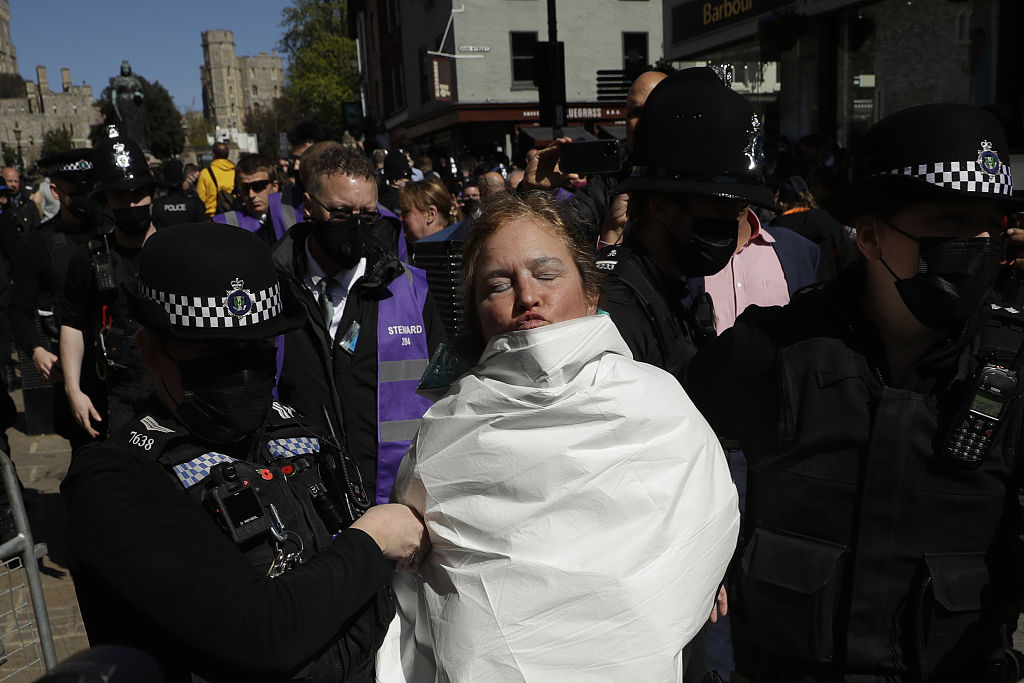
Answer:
[{"left": 703, "top": 210, "right": 791, "bottom": 333}]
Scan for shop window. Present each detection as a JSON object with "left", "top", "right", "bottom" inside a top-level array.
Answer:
[
  {"left": 510, "top": 31, "right": 538, "bottom": 89},
  {"left": 623, "top": 32, "right": 648, "bottom": 79}
]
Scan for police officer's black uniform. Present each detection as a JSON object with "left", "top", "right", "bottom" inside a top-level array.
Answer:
[
  {"left": 62, "top": 222, "right": 395, "bottom": 682},
  {"left": 9, "top": 149, "right": 100, "bottom": 446},
  {"left": 597, "top": 68, "right": 778, "bottom": 383},
  {"left": 686, "top": 104, "right": 1024, "bottom": 682},
  {"left": 60, "top": 132, "right": 155, "bottom": 437},
  {"left": 152, "top": 160, "right": 206, "bottom": 228}
]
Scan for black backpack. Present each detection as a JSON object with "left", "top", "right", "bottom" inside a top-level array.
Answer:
[{"left": 204, "top": 167, "right": 239, "bottom": 214}]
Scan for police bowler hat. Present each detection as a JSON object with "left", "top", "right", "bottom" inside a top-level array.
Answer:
[
  {"left": 126, "top": 223, "right": 306, "bottom": 342},
  {"left": 92, "top": 126, "right": 156, "bottom": 196},
  {"left": 618, "top": 67, "right": 774, "bottom": 208},
  {"left": 38, "top": 148, "right": 94, "bottom": 184},
  {"left": 383, "top": 151, "right": 412, "bottom": 181},
  {"left": 822, "top": 103, "right": 1024, "bottom": 225}
]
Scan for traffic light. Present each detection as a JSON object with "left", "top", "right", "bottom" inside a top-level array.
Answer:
[{"left": 533, "top": 41, "right": 566, "bottom": 129}]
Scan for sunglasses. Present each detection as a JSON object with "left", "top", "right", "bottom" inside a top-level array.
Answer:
[
  {"left": 239, "top": 179, "right": 273, "bottom": 194},
  {"left": 309, "top": 194, "right": 381, "bottom": 223}
]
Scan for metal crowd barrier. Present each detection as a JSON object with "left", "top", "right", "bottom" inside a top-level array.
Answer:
[{"left": 0, "top": 451, "right": 55, "bottom": 680}]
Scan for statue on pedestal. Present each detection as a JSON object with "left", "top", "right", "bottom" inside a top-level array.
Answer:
[{"left": 109, "top": 60, "right": 151, "bottom": 152}]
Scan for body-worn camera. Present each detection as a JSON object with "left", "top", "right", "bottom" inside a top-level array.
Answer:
[{"left": 202, "top": 463, "right": 271, "bottom": 544}]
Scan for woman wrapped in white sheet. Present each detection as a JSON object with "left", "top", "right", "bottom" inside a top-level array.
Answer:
[{"left": 381, "top": 191, "right": 739, "bottom": 682}]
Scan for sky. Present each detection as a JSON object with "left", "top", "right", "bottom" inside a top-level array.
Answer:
[{"left": 7, "top": 0, "right": 294, "bottom": 112}]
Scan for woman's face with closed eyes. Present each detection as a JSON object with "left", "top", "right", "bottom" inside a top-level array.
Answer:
[{"left": 473, "top": 218, "right": 596, "bottom": 342}]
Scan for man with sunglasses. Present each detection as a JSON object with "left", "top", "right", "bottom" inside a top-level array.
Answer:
[
  {"left": 273, "top": 145, "right": 445, "bottom": 509},
  {"left": 214, "top": 153, "right": 284, "bottom": 244}
]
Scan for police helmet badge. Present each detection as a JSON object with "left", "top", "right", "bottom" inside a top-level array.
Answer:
[
  {"left": 225, "top": 277, "right": 253, "bottom": 317},
  {"left": 977, "top": 140, "right": 1001, "bottom": 177},
  {"left": 112, "top": 143, "right": 131, "bottom": 170},
  {"left": 744, "top": 114, "right": 765, "bottom": 172}
]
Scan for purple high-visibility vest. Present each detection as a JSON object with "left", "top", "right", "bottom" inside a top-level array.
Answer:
[
  {"left": 214, "top": 210, "right": 263, "bottom": 235},
  {"left": 377, "top": 203, "right": 409, "bottom": 263},
  {"left": 375, "top": 264, "right": 432, "bottom": 503},
  {"left": 269, "top": 188, "right": 305, "bottom": 235}
]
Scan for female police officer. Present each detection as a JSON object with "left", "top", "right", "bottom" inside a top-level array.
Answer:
[
  {"left": 686, "top": 104, "right": 1024, "bottom": 681},
  {"left": 61, "top": 222, "right": 428, "bottom": 682}
]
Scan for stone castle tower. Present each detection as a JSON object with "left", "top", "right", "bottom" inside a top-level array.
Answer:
[
  {"left": 0, "top": 0, "right": 18, "bottom": 74},
  {"left": 200, "top": 29, "right": 283, "bottom": 132}
]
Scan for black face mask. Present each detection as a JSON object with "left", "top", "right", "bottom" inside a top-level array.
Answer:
[
  {"left": 66, "top": 192, "right": 99, "bottom": 222},
  {"left": 671, "top": 215, "right": 740, "bottom": 277},
  {"left": 171, "top": 348, "right": 278, "bottom": 444},
  {"left": 880, "top": 230, "right": 1003, "bottom": 330},
  {"left": 112, "top": 204, "right": 152, "bottom": 235},
  {"left": 312, "top": 216, "right": 374, "bottom": 270}
]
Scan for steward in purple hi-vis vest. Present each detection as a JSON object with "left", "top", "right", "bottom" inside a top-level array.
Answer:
[
  {"left": 269, "top": 186, "right": 305, "bottom": 235},
  {"left": 271, "top": 218, "right": 447, "bottom": 507},
  {"left": 374, "top": 266, "right": 431, "bottom": 502},
  {"left": 214, "top": 210, "right": 287, "bottom": 246}
]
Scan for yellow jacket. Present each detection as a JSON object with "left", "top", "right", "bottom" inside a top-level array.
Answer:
[{"left": 196, "top": 158, "right": 235, "bottom": 216}]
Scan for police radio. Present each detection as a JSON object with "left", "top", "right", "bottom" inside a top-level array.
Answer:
[
  {"left": 89, "top": 236, "right": 117, "bottom": 292},
  {"left": 943, "top": 363, "right": 1018, "bottom": 469}
]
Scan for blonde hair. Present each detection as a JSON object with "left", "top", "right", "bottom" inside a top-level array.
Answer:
[{"left": 399, "top": 178, "right": 462, "bottom": 227}]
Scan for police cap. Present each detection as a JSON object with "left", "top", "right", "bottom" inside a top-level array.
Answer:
[
  {"left": 822, "top": 103, "right": 1024, "bottom": 225},
  {"left": 38, "top": 148, "right": 94, "bottom": 184},
  {"left": 126, "top": 223, "right": 306, "bottom": 342}
]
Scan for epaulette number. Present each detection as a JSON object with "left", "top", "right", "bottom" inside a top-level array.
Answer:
[{"left": 129, "top": 431, "right": 156, "bottom": 451}]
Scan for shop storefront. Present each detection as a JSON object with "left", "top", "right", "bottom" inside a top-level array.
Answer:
[{"left": 664, "top": 0, "right": 1018, "bottom": 153}]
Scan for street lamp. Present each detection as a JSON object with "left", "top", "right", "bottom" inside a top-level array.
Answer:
[{"left": 12, "top": 124, "right": 22, "bottom": 171}]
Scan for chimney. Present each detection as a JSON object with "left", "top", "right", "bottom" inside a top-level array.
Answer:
[
  {"left": 35, "top": 65, "right": 48, "bottom": 91},
  {"left": 61, "top": 68, "right": 71, "bottom": 92}
]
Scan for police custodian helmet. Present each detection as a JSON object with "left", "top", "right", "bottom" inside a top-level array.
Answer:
[
  {"left": 618, "top": 66, "right": 775, "bottom": 208},
  {"left": 126, "top": 222, "right": 306, "bottom": 341},
  {"left": 91, "top": 125, "right": 156, "bottom": 196},
  {"left": 822, "top": 103, "right": 1024, "bottom": 225}
]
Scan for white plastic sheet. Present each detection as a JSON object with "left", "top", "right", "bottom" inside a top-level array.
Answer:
[{"left": 380, "top": 315, "right": 739, "bottom": 682}]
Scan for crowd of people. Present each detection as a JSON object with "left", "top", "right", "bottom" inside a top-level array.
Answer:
[{"left": 0, "top": 62, "right": 1023, "bottom": 683}]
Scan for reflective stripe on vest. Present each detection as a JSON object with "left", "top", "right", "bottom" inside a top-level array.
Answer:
[
  {"left": 375, "top": 264, "right": 432, "bottom": 503},
  {"left": 214, "top": 211, "right": 263, "bottom": 235},
  {"left": 269, "top": 189, "right": 304, "bottom": 239}
]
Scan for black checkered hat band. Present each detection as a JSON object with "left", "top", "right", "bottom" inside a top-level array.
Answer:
[
  {"left": 56, "top": 160, "right": 93, "bottom": 172},
  {"left": 885, "top": 160, "right": 1014, "bottom": 197},
  {"left": 139, "top": 282, "right": 283, "bottom": 329}
]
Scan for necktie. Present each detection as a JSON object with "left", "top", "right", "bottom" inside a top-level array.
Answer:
[{"left": 317, "top": 279, "right": 334, "bottom": 331}]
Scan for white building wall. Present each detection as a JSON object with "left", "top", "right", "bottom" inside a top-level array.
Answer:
[{"left": 403, "top": 0, "right": 663, "bottom": 110}]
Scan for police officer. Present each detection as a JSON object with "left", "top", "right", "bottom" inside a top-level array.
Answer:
[
  {"left": 151, "top": 159, "right": 206, "bottom": 228},
  {"left": 686, "top": 104, "right": 1024, "bottom": 681},
  {"left": 594, "top": 67, "right": 799, "bottom": 382},
  {"left": 60, "top": 126, "right": 154, "bottom": 442},
  {"left": 61, "top": 222, "right": 428, "bottom": 682},
  {"left": 9, "top": 149, "right": 101, "bottom": 448}
]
